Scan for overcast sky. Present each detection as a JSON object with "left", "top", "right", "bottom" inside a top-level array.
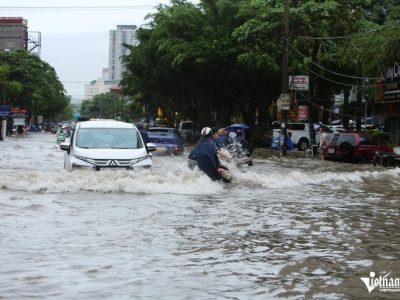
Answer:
[{"left": 1, "top": 0, "right": 183, "bottom": 101}]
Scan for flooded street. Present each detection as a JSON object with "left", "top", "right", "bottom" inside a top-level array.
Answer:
[{"left": 1, "top": 133, "right": 400, "bottom": 299}]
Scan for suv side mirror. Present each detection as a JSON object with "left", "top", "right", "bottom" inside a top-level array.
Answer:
[
  {"left": 146, "top": 142, "right": 157, "bottom": 152},
  {"left": 60, "top": 142, "right": 70, "bottom": 153}
]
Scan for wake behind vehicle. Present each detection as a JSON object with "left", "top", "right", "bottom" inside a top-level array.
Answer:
[
  {"left": 148, "top": 127, "right": 184, "bottom": 155},
  {"left": 60, "top": 120, "right": 156, "bottom": 171}
]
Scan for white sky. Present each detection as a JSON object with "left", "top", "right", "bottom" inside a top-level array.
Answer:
[{"left": 0, "top": 0, "right": 181, "bottom": 101}]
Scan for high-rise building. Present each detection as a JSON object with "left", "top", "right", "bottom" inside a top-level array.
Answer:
[
  {"left": 0, "top": 17, "right": 28, "bottom": 51},
  {"left": 108, "top": 25, "right": 137, "bottom": 81}
]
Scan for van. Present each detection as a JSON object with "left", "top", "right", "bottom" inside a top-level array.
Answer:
[{"left": 177, "top": 121, "right": 193, "bottom": 141}]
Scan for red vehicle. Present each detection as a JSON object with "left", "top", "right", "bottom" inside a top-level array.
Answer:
[{"left": 325, "top": 132, "right": 393, "bottom": 163}]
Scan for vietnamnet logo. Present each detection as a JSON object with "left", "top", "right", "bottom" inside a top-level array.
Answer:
[{"left": 360, "top": 272, "right": 400, "bottom": 293}]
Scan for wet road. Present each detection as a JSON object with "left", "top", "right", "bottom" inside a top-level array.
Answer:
[{"left": 0, "top": 133, "right": 399, "bottom": 299}]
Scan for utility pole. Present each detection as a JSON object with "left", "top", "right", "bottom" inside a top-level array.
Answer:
[{"left": 281, "top": 0, "right": 290, "bottom": 156}]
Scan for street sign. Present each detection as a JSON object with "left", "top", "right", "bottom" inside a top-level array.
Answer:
[
  {"left": 10, "top": 107, "right": 28, "bottom": 117},
  {"left": 277, "top": 94, "right": 290, "bottom": 110},
  {"left": 289, "top": 75, "right": 309, "bottom": 91},
  {"left": 0, "top": 106, "right": 10, "bottom": 117}
]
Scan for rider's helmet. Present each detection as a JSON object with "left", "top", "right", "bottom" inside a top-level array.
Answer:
[{"left": 201, "top": 127, "right": 212, "bottom": 137}]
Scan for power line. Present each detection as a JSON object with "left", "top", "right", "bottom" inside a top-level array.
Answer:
[
  {"left": 304, "top": 64, "right": 400, "bottom": 88},
  {"left": 0, "top": 5, "right": 158, "bottom": 11},
  {"left": 292, "top": 20, "right": 400, "bottom": 41},
  {"left": 289, "top": 43, "right": 382, "bottom": 80},
  {"left": 303, "top": 65, "right": 368, "bottom": 87}
]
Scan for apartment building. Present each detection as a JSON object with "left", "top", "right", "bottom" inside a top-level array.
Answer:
[{"left": 108, "top": 25, "right": 137, "bottom": 81}]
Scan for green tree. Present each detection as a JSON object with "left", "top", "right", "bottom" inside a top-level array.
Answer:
[
  {"left": 80, "top": 92, "right": 138, "bottom": 121},
  {"left": 0, "top": 49, "right": 68, "bottom": 119},
  {"left": 0, "top": 65, "right": 23, "bottom": 105},
  {"left": 121, "top": 0, "right": 400, "bottom": 130}
]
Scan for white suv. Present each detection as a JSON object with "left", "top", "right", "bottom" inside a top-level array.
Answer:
[
  {"left": 177, "top": 121, "right": 193, "bottom": 141},
  {"left": 60, "top": 120, "right": 156, "bottom": 171},
  {"left": 273, "top": 122, "right": 328, "bottom": 150}
]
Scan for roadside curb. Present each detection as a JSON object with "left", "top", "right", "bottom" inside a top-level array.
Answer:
[{"left": 252, "top": 148, "right": 317, "bottom": 159}]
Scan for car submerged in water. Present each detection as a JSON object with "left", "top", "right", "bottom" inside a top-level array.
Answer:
[
  {"left": 60, "top": 120, "right": 156, "bottom": 171},
  {"left": 147, "top": 127, "right": 184, "bottom": 155}
]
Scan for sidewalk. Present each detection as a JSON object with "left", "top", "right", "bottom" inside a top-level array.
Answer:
[{"left": 252, "top": 148, "right": 318, "bottom": 159}]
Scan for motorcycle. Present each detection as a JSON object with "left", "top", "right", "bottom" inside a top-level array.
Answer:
[
  {"left": 372, "top": 151, "right": 400, "bottom": 168},
  {"left": 220, "top": 142, "right": 253, "bottom": 167}
]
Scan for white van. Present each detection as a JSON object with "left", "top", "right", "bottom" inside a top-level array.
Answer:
[{"left": 177, "top": 121, "right": 193, "bottom": 141}]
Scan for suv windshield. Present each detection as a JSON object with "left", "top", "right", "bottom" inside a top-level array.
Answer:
[
  {"left": 76, "top": 128, "right": 143, "bottom": 149},
  {"left": 181, "top": 122, "right": 192, "bottom": 130},
  {"left": 149, "top": 128, "right": 177, "bottom": 135}
]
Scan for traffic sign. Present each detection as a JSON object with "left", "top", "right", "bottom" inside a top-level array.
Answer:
[
  {"left": 0, "top": 106, "right": 10, "bottom": 117},
  {"left": 277, "top": 94, "right": 290, "bottom": 110}
]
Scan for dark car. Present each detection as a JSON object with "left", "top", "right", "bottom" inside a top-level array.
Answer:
[
  {"left": 148, "top": 127, "right": 184, "bottom": 155},
  {"left": 325, "top": 132, "right": 393, "bottom": 163}
]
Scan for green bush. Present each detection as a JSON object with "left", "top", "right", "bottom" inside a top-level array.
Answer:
[{"left": 369, "top": 131, "right": 392, "bottom": 145}]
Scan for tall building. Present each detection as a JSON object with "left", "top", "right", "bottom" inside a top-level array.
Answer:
[
  {"left": 0, "top": 17, "right": 28, "bottom": 51},
  {"left": 108, "top": 25, "right": 137, "bottom": 81}
]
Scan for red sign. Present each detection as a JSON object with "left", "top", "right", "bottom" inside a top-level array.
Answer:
[
  {"left": 297, "top": 105, "right": 309, "bottom": 120},
  {"left": 11, "top": 107, "right": 28, "bottom": 116}
]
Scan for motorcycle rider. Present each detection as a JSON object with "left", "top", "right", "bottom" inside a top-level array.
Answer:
[{"left": 188, "top": 127, "right": 228, "bottom": 181}]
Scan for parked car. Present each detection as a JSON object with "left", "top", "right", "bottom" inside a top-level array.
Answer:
[
  {"left": 148, "top": 127, "right": 184, "bottom": 155},
  {"left": 325, "top": 132, "right": 393, "bottom": 163},
  {"left": 177, "top": 121, "right": 193, "bottom": 141},
  {"left": 60, "top": 120, "right": 156, "bottom": 171},
  {"left": 272, "top": 122, "right": 331, "bottom": 150}
]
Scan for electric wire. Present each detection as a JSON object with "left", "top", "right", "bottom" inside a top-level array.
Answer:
[
  {"left": 303, "top": 65, "right": 370, "bottom": 87},
  {"left": 292, "top": 20, "right": 400, "bottom": 41},
  {"left": 0, "top": 5, "right": 157, "bottom": 11},
  {"left": 289, "top": 43, "right": 382, "bottom": 80},
  {"left": 304, "top": 64, "right": 400, "bottom": 88}
]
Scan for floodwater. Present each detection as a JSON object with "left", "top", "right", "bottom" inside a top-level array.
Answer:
[{"left": 0, "top": 133, "right": 399, "bottom": 299}]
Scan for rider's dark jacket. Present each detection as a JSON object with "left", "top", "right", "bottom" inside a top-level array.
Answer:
[{"left": 188, "top": 136, "right": 222, "bottom": 181}]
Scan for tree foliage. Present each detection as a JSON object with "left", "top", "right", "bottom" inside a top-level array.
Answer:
[
  {"left": 80, "top": 92, "right": 140, "bottom": 122},
  {"left": 121, "top": 0, "right": 400, "bottom": 128},
  {"left": 0, "top": 49, "right": 69, "bottom": 119}
]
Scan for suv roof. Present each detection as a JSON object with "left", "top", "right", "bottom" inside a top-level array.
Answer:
[{"left": 78, "top": 120, "right": 134, "bottom": 129}]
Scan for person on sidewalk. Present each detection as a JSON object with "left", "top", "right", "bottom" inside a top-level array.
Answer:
[{"left": 319, "top": 127, "right": 329, "bottom": 160}]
